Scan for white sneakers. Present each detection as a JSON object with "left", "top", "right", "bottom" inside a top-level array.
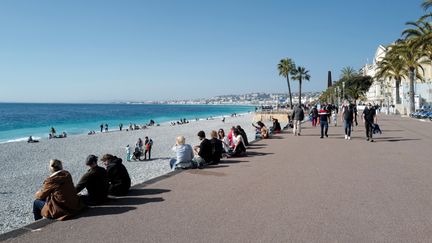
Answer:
[{"left": 345, "top": 135, "right": 351, "bottom": 140}]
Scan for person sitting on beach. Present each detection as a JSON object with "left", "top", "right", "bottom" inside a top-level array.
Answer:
[
  {"left": 101, "top": 154, "right": 131, "bottom": 196},
  {"left": 170, "top": 136, "right": 194, "bottom": 170},
  {"left": 230, "top": 129, "right": 247, "bottom": 157},
  {"left": 192, "top": 131, "right": 213, "bottom": 168},
  {"left": 27, "top": 136, "right": 39, "bottom": 143},
  {"left": 50, "top": 127, "right": 56, "bottom": 138},
  {"left": 132, "top": 145, "right": 143, "bottom": 161},
  {"left": 209, "top": 130, "right": 223, "bottom": 165},
  {"left": 75, "top": 155, "right": 109, "bottom": 206},
  {"left": 33, "top": 159, "right": 84, "bottom": 220}
]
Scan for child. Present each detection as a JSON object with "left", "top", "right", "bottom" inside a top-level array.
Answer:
[
  {"left": 331, "top": 110, "right": 337, "bottom": 127},
  {"left": 125, "top": 145, "right": 131, "bottom": 162}
]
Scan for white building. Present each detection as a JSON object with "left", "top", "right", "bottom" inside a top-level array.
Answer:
[{"left": 362, "top": 45, "right": 432, "bottom": 114}]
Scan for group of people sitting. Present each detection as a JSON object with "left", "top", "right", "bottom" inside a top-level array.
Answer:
[
  {"left": 170, "top": 118, "right": 189, "bottom": 126},
  {"left": 169, "top": 126, "right": 249, "bottom": 170},
  {"left": 48, "top": 127, "right": 67, "bottom": 139},
  {"left": 33, "top": 154, "right": 131, "bottom": 221}
]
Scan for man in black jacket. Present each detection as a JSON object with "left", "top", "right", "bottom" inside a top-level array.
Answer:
[
  {"left": 192, "top": 131, "right": 212, "bottom": 168},
  {"left": 101, "top": 154, "right": 131, "bottom": 196},
  {"left": 76, "top": 155, "right": 109, "bottom": 205}
]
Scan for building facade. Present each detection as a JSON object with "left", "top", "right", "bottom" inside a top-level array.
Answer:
[{"left": 362, "top": 45, "right": 432, "bottom": 115}]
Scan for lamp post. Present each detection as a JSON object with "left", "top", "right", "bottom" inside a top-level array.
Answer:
[{"left": 342, "top": 81, "right": 345, "bottom": 102}]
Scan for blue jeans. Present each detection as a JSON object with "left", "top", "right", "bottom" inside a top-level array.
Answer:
[
  {"left": 33, "top": 199, "right": 46, "bottom": 220},
  {"left": 320, "top": 120, "right": 328, "bottom": 137},
  {"left": 344, "top": 121, "right": 352, "bottom": 136}
]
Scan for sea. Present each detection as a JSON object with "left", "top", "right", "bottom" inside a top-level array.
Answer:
[{"left": 0, "top": 103, "right": 254, "bottom": 143}]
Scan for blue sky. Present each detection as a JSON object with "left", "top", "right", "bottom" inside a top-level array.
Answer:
[{"left": 0, "top": 0, "right": 426, "bottom": 103}]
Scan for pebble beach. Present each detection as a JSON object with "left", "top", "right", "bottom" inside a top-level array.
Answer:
[{"left": 0, "top": 113, "right": 260, "bottom": 234}]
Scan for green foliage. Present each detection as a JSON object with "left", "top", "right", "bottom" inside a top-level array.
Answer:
[{"left": 291, "top": 66, "right": 311, "bottom": 105}]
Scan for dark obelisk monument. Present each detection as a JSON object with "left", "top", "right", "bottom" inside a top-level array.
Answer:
[{"left": 327, "top": 71, "right": 332, "bottom": 88}]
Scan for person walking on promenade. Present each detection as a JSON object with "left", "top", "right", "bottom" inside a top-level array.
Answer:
[
  {"left": 341, "top": 103, "right": 355, "bottom": 140},
  {"left": 291, "top": 105, "right": 305, "bottom": 136},
  {"left": 310, "top": 106, "right": 318, "bottom": 127},
  {"left": 362, "top": 103, "right": 377, "bottom": 142},
  {"left": 33, "top": 159, "right": 84, "bottom": 221},
  {"left": 144, "top": 136, "right": 153, "bottom": 160},
  {"left": 100, "top": 124, "right": 103, "bottom": 133},
  {"left": 101, "top": 154, "right": 131, "bottom": 196},
  {"left": 319, "top": 105, "right": 330, "bottom": 138},
  {"left": 75, "top": 155, "right": 109, "bottom": 206}
]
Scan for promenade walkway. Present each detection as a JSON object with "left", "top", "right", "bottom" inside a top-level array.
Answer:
[{"left": 3, "top": 114, "right": 432, "bottom": 242}]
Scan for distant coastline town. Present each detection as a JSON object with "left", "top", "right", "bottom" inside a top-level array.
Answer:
[{"left": 121, "top": 91, "right": 322, "bottom": 106}]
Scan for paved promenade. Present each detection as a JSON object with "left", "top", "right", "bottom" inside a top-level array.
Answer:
[{"left": 3, "top": 114, "right": 432, "bottom": 242}]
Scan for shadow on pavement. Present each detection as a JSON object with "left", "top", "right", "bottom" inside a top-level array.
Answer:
[
  {"left": 75, "top": 206, "right": 137, "bottom": 218},
  {"left": 219, "top": 159, "right": 247, "bottom": 164},
  {"left": 105, "top": 197, "right": 165, "bottom": 206},
  {"left": 127, "top": 188, "right": 171, "bottom": 196},
  {"left": 246, "top": 151, "right": 274, "bottom": 156}
]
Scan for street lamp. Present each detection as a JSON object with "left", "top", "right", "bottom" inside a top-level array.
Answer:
[{"left": 342, "top": 81, "right": 345, "bottom": 101}]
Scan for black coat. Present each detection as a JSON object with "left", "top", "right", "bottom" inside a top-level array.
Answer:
[
  {"left": 76, "top": 166, "right": 109, "bottom": 204},
  {"left": 198, "top": 138, "right": 213, "bottom": 163},
  {"left": 106, "top": 157, "right": 131, "bottom": 196}
]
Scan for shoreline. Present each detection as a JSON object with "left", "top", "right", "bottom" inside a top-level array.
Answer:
[
  {"left": 0, "top": 112, "right": 267, "bottom": 235},
  {"left": 0, "top": 110, "right": 253, "bottom": 144}
]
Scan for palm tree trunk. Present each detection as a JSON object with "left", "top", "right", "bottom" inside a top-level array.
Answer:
[
  {"left": 395, "top": 78, "right": 401, "bottom": 104},
  {"left": 286, "top": 77, "right": 293, "bottom": 108},
  {"left": 299, "top": 79, "right": 302, "bottom": 106},
  {"left": 409, "top": 68, "right": 415, "bottom": 114}
]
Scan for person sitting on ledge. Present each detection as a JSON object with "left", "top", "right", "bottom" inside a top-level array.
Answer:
[
  {"left": 75, "top": 155, "right": 109, "bottom": 206},
  {"left": 272, "top": 118, "right": 282, "bottom": 133},
  {"left": 33, "top": 159, "right": 84, "bottom": 221},
  {"left": 209, "top": 130, "right": 223, "bottom": 165},
  {"left": 170, "top": 136, "right": 194, "bottom": 170},
  {"left": 252, "top": 121, "right": 269, "bottom": 139},
  {"left": 192, "top": 130, "right": 212, "bottom": 168},
  {"left": 230, "top": 129, "right": 247, "bottom": 157},
  {"left": 101, "top": 154, "right": 131, "bottom": 196}
]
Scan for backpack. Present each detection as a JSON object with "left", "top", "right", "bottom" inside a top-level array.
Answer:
[{"left": 343, "top": 106, "right": 353, "bottom": 120}]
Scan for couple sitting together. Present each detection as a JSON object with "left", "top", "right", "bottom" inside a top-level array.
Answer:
[
  {"left": 169, "top": 129, "right": 246, "bottom": 170},
  {"left": 33, "top": 154, "right": 131, "bottom": 221}
]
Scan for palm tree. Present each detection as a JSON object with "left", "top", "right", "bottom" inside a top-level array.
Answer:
[
  {"left": 375, "top": 52, "right": 407, "bottom": 104},
  {"left": 403, "top": 19, "right": 432, "bottom": 70},
  {"left": 278, "top": 58, "right": 296, "bottom": 108},
  {"left": 291, "top": 66, "right": 311, "bottom": 106},
  {"left": 340, "top": 66, "right": 358, "bottom": 80},
  {"left": 390, "top": 40, "right": 426, "bottom": 114},
  {"left": 422, "top": 0, "right": 432, "bottom": 10}
]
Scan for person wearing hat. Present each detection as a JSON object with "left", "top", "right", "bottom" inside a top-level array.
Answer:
[{"left": 75, "top": 155, "right": 109, "bottom": 205}]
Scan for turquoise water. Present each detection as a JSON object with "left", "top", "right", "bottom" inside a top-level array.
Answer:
[{"left": 0, "top": 103, "right": 253, "bottom": 143}]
